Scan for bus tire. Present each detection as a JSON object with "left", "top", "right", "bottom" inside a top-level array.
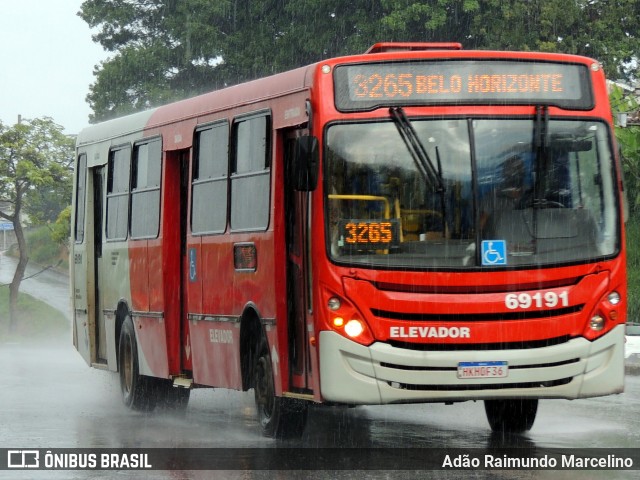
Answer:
[
  {"left": 254, "top": 337, "right": 308, "bottom": 438},
  {"left": 484, "top": 398, "right": 538, "bottom": 433},
  {"left": 118, "top": 315, "right": 157, "bottom": 412}
]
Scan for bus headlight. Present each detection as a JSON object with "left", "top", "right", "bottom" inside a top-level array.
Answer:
[
  {"left": 607, "top": 291, "right": 621, "bottom": 305},
  {"left": 590, "top": 314, "right": 605, "bottom": 331},
  {"left": 344, "top": 319, "right": 365, "bottom": 338},
  {"left": 328, "top": 297, "right": 341, "bottom": 311}
]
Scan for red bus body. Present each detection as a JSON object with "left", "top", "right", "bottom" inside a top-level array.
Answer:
[{"left": 71, "top": 43, "right": 626, "bottom": 435}]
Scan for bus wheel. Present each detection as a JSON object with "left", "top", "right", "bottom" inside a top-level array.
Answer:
[
  {"left": 484, "top": 399, "right": 538, "bottom": 433},
  {"left": 118, "top": 315, "right": 157, "bottom": 411},
  {"left": 254, "top": 338, "right": 308, "bottom": 438}
]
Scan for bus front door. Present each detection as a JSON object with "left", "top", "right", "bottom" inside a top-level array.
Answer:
[
  {"left": 285, "top": 135, "right": 313, "bottom": 392},
  {"left": 92, "top": 166, "right": 107, "bottom": 365}
]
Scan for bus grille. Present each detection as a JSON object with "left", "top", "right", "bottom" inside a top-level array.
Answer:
[
  {"left": 371, "top": 305, "right": 583, "bottom": 322},
  {"left": 373, "top": 277, "right": 581, "bottom": 294},
  {"left": 387, "top": 335, "right": 572, "bottom": 351}
]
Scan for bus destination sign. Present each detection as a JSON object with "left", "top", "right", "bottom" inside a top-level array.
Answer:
[{"left": 334, "top": 60, "right": 592, "bottom": 111}]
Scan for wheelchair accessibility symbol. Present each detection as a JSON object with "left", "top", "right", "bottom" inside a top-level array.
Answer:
[{"left": 481, "top": 240, "right": 507, "bottom": 266}]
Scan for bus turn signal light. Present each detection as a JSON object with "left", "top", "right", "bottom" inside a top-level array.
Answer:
[{"left": 332, "top": 317, "right": 345, "bottom": 327}]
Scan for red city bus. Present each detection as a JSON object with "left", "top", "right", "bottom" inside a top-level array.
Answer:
[{"left": 71, "top": 42, "right": 626, "bottom": 436}]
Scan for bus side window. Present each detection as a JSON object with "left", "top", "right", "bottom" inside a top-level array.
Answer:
[
  {"left": 192, "top": 122, "right": 229, "bottom": 235},
  {"left": 74, "top": 154, "right": 87, "bottom": 243},
  {"left": 106, "top": 145, "right": 131, "bottom": 240},
  {"left": 230, "top": 112, "right": 271, "bottom": 231},
  {"left": 131, "top": 138, "right": 162, "bottom": 239}
]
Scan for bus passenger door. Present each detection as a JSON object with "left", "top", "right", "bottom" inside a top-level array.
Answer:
[
  {"left": 92, "top": 167, "right": 107, "bottom": 364},
  {"left": 175, "top": 149, "right": 193, "bottom": 374},
  {"left": 285, "top": 134, "right": 313, "bottom": 391},
  {"left": 157, "top": 148, "right": 193, "bottom": 379}
]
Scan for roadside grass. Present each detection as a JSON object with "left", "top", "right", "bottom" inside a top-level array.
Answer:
[
  {"left": 0, "top": 285, "right": 69, "bottom": 342},
  {"left": 6, "top": 225, "right": 69, "bottom": 273}
]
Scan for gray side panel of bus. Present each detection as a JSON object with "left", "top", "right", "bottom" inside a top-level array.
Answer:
[{"left": 72, "top": 109, "right": 158, "bottom": 368}]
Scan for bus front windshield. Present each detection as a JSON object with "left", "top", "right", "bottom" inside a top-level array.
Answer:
[{"left": 325, "top": 118, "right": 618, "bottom": 269}]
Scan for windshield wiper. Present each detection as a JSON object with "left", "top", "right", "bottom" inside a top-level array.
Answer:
[
  {"left": 389, "top": 107, "right": 445, "bottom": 192},
  {"left": 389, "top": 107, "right": 447, "bottom": 233}
]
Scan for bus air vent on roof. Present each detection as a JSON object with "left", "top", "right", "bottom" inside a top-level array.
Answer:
[{"left": 365, "top": 42, "right": 463, "bottom": 54}]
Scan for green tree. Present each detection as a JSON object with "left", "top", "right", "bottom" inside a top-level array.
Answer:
[
  {"left": 80, "top": 0, "right": 228, "bottom": 121},
  {"left": 51, "top": 206, "right": 72, "bottom": 247},
  {"left": 0, "top": 117, "right": 75, "bottom": 330},
  {"left": 379, "top": 0, "right": 479, "bottom": 41},
  {"left": 25, "top": 175, "right": 73, "bottom": 226},
  {"left": 610, "top": 84, "right": 640, "bottom": 216},
  {"left": 467, "top": 0, "right": 640, "bottom": 80}
]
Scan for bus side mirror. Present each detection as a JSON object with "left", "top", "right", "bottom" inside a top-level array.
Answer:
[{"left": 292, "top": 135, "right": 319, "bottom": 191}]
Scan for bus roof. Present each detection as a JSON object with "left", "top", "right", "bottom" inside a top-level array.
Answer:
[{"left": 76, "top": 64, "right": 313, "bottom": 147}]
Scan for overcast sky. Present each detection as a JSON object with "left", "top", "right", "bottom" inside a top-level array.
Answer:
[{"left": 0, "top": 0, "right": 107, "bottom": 134}]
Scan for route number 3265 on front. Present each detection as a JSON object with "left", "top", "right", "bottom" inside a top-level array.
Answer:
[{"left": 505, "top": 291, "right": 569, "bottom": 310}]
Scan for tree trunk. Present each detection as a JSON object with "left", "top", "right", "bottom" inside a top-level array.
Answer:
[{"left": 8, "top": 217, "right": 28, "bottom": 332}]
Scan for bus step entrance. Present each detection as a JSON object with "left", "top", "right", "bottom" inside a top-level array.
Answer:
[{"left": 172, "top": 376, "right": 193, "bottom": 389}]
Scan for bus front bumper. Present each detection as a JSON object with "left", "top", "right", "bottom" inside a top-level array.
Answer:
[{"left": 318, "top": 325, "right": 625, "bottom": 405}]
